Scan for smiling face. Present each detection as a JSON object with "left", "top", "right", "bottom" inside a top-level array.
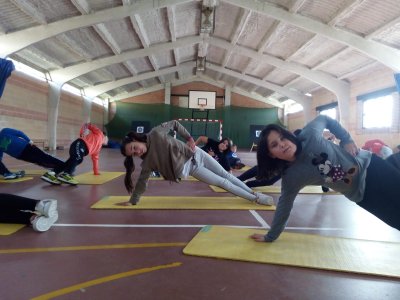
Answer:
[
  {"left": 267, "top": 130, "right": 297, "bottom": 162},
  {"left": 218, "top": 139, "right": 229, "bottom": 152},
  {"left": 124, "top": 141, "right": 147, "bottom": 157}
]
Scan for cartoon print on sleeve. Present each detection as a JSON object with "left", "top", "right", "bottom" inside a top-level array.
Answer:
[{"left": 312, "top": 152, "right": 357, "bottom": 184}]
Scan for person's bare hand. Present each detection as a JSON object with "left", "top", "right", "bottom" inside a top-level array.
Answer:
[
  {"left": 344, "top": 142, "right": 359, "bottom": 157},
  {"left": 249, "top": 233, "right": 265, "bottom": 242},
  {"left": 115, "top": 202, "right": 134, "bottom": 206},
  {"left": 187, "top": 139, "right": 196, "bottom": 151}
]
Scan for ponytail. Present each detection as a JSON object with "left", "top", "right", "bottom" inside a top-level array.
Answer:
[
  {"left": 120, "top": 131, "right": 147, "bottom": 193},
  {"left": 123, "top": 156, "right": 135, "bottom": 193}
]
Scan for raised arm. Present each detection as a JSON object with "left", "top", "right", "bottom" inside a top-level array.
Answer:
[
  {"left": 160, "top": 120, "right": 195, "bottom": 150},
  {"left": 306, "top": 115, "right": 359, "bottom": 157},
  {"left": 195, "top": 136, "right": 208, "bottom": 146}
]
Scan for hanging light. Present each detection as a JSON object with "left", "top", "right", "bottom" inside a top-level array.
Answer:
[{"left": 196, "top": 56, "right": 206, "bottom": 71}]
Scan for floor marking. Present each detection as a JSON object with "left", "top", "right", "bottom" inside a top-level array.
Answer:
[
  {"left": 54, "top": 223, "right": 206, "bottom": 228},
  {"left": 0, "top": 242, "right": 186, "bottom": 254},
  {"left": 52, "top": 223, "right": 343, "bottom": 231},
  {"left": 286, "top": 227, "right": 343, "bottom": 230},
  {"left": 31, "top": 262, "right": 182, "bottom": 300},
  {"left": 249, "top": 210, "right": 270, "bottom": 229}
]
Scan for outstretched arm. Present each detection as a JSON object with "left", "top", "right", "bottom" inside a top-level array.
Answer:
[{"left": 195, "top": 136, "right": 208, "bottom": 146}]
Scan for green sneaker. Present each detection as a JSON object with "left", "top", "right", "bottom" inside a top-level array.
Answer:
[
  {"left": 57, "top": 172, "right": 79, "bottom": 185},
  {"left": 41, "top": 171, "right": 61, "bottom": 185}
]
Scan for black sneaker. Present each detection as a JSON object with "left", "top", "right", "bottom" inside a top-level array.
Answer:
[
  {"left": 15, "top": 170, "right": 25, "bottom": 178},
  {"left": 3, "top": 172, "right": 17, "bottom": 180},
  {"left": 321, "top": 186, "right": 330, "bottom": 193}
]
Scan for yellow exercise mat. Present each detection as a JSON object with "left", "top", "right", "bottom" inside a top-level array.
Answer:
[
  {"left": 149, "top": 176, "right": 198, "bottom": 181},
  {"left": 11, "top": 169, "right": 44, "bottom": 175},
  {"left": 210, "top": 185, "right": 338, "bottom": 194},
  {"left": 91, "top": 196, "right": 276, "bottom": 210},
  {"left": 0, "top": 177, "right": 33, "bottom": 183},
  {"left": 74, "top": 171, "right": 125, "bottom": 185},
  {"left": 235, "top": 165, "right": 251, "bottom": 171},
  {"left": 0, "top": 224, "right": 26, "bottom": 235},
  {"left": 183, "top": 226, "right": 400, "bottom": 278}
]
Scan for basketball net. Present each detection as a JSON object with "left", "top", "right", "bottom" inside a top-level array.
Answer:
[{"left": 199, "top": 104, "right": 206, "bottom": 111}]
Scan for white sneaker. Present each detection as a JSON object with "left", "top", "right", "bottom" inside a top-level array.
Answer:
[
  {"left": 35, "top": 199, "right": 58, "bottom": 218},
  {"left": 254, "top": 192, "right": 274, "bottom": 206},
  {"left": 31, "top": 213, "right": 58, "bottom": 232}
]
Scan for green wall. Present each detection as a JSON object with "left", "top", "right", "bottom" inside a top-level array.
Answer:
[{"left": 106, "top": 102, "right": 282, "bottom": 148}]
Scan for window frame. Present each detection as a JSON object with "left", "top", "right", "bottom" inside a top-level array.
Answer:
[{"left": 356, "top": 86, "right": 399, "bottom": 134}]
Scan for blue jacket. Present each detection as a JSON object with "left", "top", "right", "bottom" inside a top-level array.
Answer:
[{"left": 0, "top": 128, "right": 31, "bottom": 160}]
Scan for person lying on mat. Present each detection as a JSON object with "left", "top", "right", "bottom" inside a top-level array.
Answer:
[
  {"left": 0, "top": 193, "right": 58, "bottom": 232},
  {"left": 227, "top": 144, "right": 245, "bottom": 170},
  {"left": 250, "top": 115, "right": 400, "bottom": 243},
  {"left": 119, "top": 120, "right": 273, "bottom": 206},
  {"left": 195, "top": 135, "right": 232, "bottom": 172},
  {"left": 0, "top": 127, "right": 64, "bottom": 180},
  {"left": 41, "top": 123, "right": 108, "bottom": 186}
]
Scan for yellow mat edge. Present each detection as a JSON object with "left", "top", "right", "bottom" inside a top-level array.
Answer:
[{"left": 182, "top": 225, "right": 400, "bottom": 279}]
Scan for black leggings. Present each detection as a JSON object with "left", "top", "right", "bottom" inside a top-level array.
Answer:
[
  {"left": 237, "top": 165, "right": 281, "bottom": 188},
  {"left": 55, "top": 139, "right": 88, "bottom": 175},
  {"left": 18, "top": 144, "right": 64, "bottom": 170},
  {"left": 357, "top": 154, "right": 400, "bottom": 230},
  {"left": 0, "top": 193, "right": 37, "bottom": 224}
]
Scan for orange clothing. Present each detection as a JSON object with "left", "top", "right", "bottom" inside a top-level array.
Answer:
[{"left": 80, "top": 124, "right": 104, "bottom": 175}]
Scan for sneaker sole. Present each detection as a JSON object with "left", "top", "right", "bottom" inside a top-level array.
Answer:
[
  {"left": 32, "top": 213, "right": 58, "bottom": 232},
  {"left": 40, "top": 200, "right": 58, "bottom": 218},
  {"left": 40, "top": 176, "right": 62, "bottom": 185},
  {"left": 57, "top": 178, "right": 78, "bottom": 185}
]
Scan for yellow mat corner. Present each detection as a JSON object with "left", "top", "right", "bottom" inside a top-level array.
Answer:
[
  {"left": 74, "top": 171, "right": 125, "bottom": 185},
  {"left": 210, "top": 185, "right": 339, "bottom": 194},
  {"left": 183, "top": 225, "right": 400, "bottom": 278},
  {"left": 0, "top": 224, "right": 26, "bottom": 235},
  {"left": 0, "top": 177, "right": 34, "bottom": 183},
  {"left": 91, "top": 196, "right": 276, "bottom": 210}
]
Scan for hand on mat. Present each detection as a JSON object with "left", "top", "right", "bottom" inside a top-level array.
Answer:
[
  {"left": 115, "top": 201, "right": 135, "bottom": 206},
  {"left": 250, "top": 233, "right": 266, "bottom": 242}
]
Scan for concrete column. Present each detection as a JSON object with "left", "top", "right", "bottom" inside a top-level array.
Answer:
[
  {"left": 47, "top": 82, "right": 62, "bottom": 150},
  {"left": 82, "top": 96, "right": 92, "bottom": 123},
  {"left": 335, "top": 87, "right": 351, "bottom": 129},
  {"left": 164, "top": 82, "right": 171, "bottom": 105},
  {"left": 224, "top": 85, "right": 231, "bottom": 106}
]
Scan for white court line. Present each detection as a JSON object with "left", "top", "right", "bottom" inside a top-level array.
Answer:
[
  {"left": 53, "top": 223, "right": 343, "bottom": 231},
  {"left": 249, "top": 210, "right": 270, "bottom": 229}
]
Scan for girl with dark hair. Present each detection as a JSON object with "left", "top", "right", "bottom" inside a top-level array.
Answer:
[
  {"left": 195, "top": 136, "right": 232, "bottom": 171},
  {"left": 250, "top": 115, "right": 400, "bottom": 243},
  {"left": 119, "top": 120, "right": 273, "bottom": 206}
]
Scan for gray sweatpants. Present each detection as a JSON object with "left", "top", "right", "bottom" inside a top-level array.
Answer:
[{"left": 188, "top": 147, "right": 257, "bottom": 201}]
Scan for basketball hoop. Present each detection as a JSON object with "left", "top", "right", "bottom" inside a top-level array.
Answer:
[{"left": 199, "top": 104, "right": 206, "bottom": 111}]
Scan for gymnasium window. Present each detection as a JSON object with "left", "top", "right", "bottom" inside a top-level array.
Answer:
[
  {"left": 356, "top": 87, "right": 399, "bottom": 133},
  {"left": 316, "top": 102, "right": 338, "bottom": 120}
]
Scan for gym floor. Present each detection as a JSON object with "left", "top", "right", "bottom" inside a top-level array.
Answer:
[{"left": 0, "top": 148, "right": 399, "bottom": 300}]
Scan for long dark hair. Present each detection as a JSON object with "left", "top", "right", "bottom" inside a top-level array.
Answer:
[
  {"left": 120, "top": 132, "right": 148, "bottom": 193},
  {"left": 256, "top": 124, "right": 302, "bottom": 180},
  {"left": 219, "top": 137, "right": 232, "bottom": 154}
]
